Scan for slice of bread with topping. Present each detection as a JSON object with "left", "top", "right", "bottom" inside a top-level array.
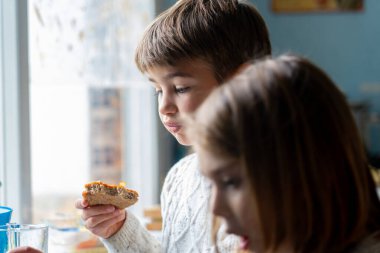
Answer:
[{"left": 82, "top": 181, "right": 139, "bottom": 209}]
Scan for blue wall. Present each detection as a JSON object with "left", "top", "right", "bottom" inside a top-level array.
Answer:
[
  {"left": 251, "top": 0, "right": 380, "bottom": 154},
  {"left": 161, "top": 0, "right": 380, "bottom": 153},
  {"left": 252, "top": 0, "right": 380, "bottom": 111}
]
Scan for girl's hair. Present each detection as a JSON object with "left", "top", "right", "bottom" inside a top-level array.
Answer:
[
  {"left": 135, "top": 0, "right": 271, "bottom": 81},
  {"left": 189, "top": 55, "right": 380, "bottom": 252}
]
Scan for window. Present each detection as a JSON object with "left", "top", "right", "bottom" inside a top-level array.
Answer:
[
  {"left": 0, "top": 1, "right": 182, "bottom": 237},
  {"left": 28, "top": 0, "right": 160, "bottom": 224}
]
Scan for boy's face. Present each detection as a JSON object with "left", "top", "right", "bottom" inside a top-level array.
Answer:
[
  {"left": 146, "top": 59, "right": 219, "bottom": 145},
  {"left": 197, "top": 147, "right": 262, "bottom": 252}
]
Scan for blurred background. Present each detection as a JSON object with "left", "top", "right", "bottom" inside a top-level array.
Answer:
[{"left": 0, "top": 0, "right": 379, "bottom": 251}]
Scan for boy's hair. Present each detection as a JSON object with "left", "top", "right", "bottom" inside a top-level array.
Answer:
[
  {"left": 135, "top": 0, "right": 271, "bottom": 81},
  {"left": 189, "top": 55, "right": 380, "bottom": 252}
]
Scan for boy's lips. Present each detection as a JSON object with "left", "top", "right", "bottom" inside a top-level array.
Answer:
[{"left": 164, "top": 122, "right": 181, "bottom": 133}]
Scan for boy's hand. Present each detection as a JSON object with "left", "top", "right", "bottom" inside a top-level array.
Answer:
[
  {"left": 75, "top": 199, "right": 126, "bottom": 238},
  {"left": 8, "top": 247, "right": 42, "bottom": 253}
]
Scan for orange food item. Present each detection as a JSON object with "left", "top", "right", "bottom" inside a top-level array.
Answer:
[
  {"left": 82, "top": 181, "right": 139, "bottom": 209},
  {"left": 76, "top": 237, "right": 99, "bottom": 249}
]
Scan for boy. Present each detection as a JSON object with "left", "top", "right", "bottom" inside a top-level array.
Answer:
[{"left": 76, "top": 0, "right": 271, "bottom": 252}]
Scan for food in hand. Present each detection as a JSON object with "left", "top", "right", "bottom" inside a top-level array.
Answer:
[{"left": 82, "top": 181, "right": 139, "bottom": 209}]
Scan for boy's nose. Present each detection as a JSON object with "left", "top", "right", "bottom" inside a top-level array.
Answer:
[{"left": 159, "top": 93, "right": 177, "bottom": 115}]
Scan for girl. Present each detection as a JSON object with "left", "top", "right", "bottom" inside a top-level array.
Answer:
[{"left": 188, "top": 55, "right": 380, "bottom": 253}]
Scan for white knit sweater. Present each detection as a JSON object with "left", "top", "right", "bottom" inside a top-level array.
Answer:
[{"left": 101, "top": 153, "right": 239, "bottom": 253}]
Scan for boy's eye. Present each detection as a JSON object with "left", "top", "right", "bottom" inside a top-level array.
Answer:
[
  {"left": 154, "top": 89, "right": 163, "bottom": 97},
  {"left": 175, "top": 87, "right": 190, "bottom": 94}
]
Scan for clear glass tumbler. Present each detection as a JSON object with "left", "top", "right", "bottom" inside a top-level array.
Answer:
[{"left": 6, "top": 224, "right": 49, "bottom": 252}]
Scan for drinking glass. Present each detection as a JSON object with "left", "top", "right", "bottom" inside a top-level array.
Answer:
[{"left": 6, "top": 224, "right": 48, "bottom": 252}]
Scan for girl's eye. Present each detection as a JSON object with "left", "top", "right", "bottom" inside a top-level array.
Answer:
[
  {"left": 175, "top": 87, "right": 190, "bottom": 94},
  {"left": 221, "top": 177, "right": 241, "bottom": 189}
]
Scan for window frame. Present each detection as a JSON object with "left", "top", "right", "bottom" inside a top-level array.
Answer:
[
  {"left": 0, "top": 0, "right": 4, "bottom": 205},
  {"left": 0, "top": 0, "right": 31, "bottom": 223}
]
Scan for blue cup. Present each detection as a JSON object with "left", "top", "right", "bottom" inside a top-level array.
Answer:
[
  {"left": 0, "top": 207, "right": 12, "bottom": 225},
  {"left": 0, "top": 207, "right": 12, "bottom": 253},
  {"left": 0, "top": 225, "right": 8, "bottom": 253}
]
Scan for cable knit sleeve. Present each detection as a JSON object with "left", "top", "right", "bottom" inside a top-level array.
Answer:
[
  {"left": 160, "top": 154, "right": 240, "bottom": 252},
  {"left": 100, "top": 211, "right": 161, "bottom": 253},
  {"left": 101, "top": 153, "right": 240, "bottom": 253},
  {"left": 99, "top": 156, "right": 188, "bottom": 253},
  {"left": 214, "top": 222, "right": 240, "bottom": 253}
]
